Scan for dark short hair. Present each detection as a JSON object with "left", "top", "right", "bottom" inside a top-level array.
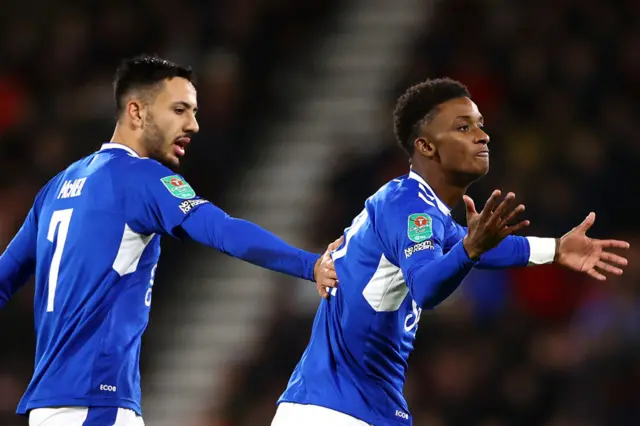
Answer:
[
  {"left": 113, "top": 54, "right": 194, "bottom": 116},
  {"left": 393, "top": 78, "right": 470, "bottom": 156}
]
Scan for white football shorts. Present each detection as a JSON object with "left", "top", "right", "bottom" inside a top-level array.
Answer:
[
  {"left": 272, "top": 402, "right": 371, "bottom": 426},
  {"left": 30, "top": 407, "right": 144, "bottom": 426}
]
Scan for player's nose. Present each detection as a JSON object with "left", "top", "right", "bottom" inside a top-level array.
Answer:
[
  {"left": 185, "top": 116, "right": 199, "bottom": 134},
  {"left": 475, "top": 128, "right": 490, "bottom": 145}
]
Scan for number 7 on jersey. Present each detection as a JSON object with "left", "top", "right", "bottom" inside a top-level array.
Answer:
[{"left": 46, "top": 209, "right": 73, "bottom": 312}]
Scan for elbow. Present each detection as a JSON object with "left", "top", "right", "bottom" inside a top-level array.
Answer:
[
  {"left": 415, "top": 292, "right": 440, "bottom": 310},
  {"left": 407, "top": 277, "right": 439, "bottom": 310},
  {"left": 408, "top": 272, "right": 458, "bottom": 310}
]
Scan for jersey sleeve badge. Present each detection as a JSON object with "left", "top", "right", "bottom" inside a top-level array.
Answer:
[
  {"left": 407, "top": 213, "right": 433, "bottom": 242},
  {"left": 160, "top": 175, "right": 196, "bottom": 199}
]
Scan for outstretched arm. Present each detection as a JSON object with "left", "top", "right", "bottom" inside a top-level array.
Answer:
[
  {"left": 179, "top": 203, "right": 321, "bottom": 281},
  {"left": 446, "top": 213, "right": 629, "bottom": 280},
  {"left": 126, "top": 163, "right": 338, "bottom": 287},
  {"left": 447, "top": 224, "right": 556, "bottom": 269}
]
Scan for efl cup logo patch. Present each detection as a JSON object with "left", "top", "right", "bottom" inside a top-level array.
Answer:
[
  {"left": 161, "top": 175, "right": 196, "bottom": 199},
  {"left": 407, "top": 213, "right": 433, "bottom": 242}
]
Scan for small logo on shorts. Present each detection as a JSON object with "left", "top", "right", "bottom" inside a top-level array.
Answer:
[
  {"left": 395, "top": 410, "right": 409, "bottom": 420},
  {"left": 100, "top": 384, "right": 117, "bottom": 392}
]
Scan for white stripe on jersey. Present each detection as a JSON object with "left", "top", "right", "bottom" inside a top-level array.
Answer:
[
  {"left": 409, "top": 170, "right": 451, "bottom": 216},
  {"left": 418, "top": 192, "right": 436, "bottom": 207},
  {"left": 418, "top": 183, "right": 435, "bottom": 200},
  {"left": 112, "top": 225, "right": 155, "bottom": 276},
  {"left": 362, "top": 254, "right": 408, "bottom": 312}
]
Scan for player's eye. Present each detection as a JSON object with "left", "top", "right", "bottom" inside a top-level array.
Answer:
[
  {"left": 174, "top": 108, "right": 185, "bottom": 115},
  {"left": 457, "top": 124, "right": 470, "bottom": 132}
]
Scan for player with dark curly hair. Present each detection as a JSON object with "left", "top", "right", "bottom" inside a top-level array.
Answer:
[{"left": 273, "top": 78, "right": 630, "bottom": 426}]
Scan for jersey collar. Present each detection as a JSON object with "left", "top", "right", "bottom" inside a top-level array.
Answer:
[
  {"left": 408, "top": 169, "right": 452, "bottom": 216},
  {"left": 100, "top": 143, "right": 140, "bottom": 157}
]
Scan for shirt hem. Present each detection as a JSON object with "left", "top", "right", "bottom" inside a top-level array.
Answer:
[
  {"left": 17, "top": 397, "right": 141, "bottom": 417},
  {"left": 278, "top": 397, "right": 409, "bottom": 426}
]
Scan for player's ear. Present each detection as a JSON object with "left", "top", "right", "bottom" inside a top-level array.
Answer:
[
  {"left": 414, "top": 137, "right": 437, "bottom": 159},
  {"left": 126, "top": 100, "right": 145, "bottom": 129}
]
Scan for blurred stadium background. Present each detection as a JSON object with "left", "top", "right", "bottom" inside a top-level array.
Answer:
[{"left": 1, "top": 0, "right": 639, "bottom": 425}]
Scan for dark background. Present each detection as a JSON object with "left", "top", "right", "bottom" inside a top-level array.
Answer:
[{"left": 0, "top": 1, "right": 638, "bottom": 425}]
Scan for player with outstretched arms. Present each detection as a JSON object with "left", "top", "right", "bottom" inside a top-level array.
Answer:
[
  {"left": 272, "top": 78, "right": 630, "bottom": 426},
  {"left": 0, "top": 55, "right": 341, "bottom": 426}
]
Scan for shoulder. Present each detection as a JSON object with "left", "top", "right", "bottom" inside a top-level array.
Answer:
[
  {"left": 123, "top": 160, "right": 201, "bottom": 208},
  {"left": 115, "top": 155, "right": 173, "bottom": 179},
  {"left": 369, "top": 178, "right": 453, "bottom": 250},
  {"left": 34, "top": 159, "right": 88, "bottom": 205},
  {"left": 121, "top": 157, "right": 194, "bottom": 191},
  {"left": 370, "top": 176, "right": 446, "bottom": 222}
]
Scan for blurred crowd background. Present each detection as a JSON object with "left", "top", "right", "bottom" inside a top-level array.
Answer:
[{"left": 1, "top": 0, "right": 639, "bottom": 425}]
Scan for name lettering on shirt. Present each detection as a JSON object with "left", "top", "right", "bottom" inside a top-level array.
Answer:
[{"left": 57, "top": 178, "right": 87, "bottom": 199}]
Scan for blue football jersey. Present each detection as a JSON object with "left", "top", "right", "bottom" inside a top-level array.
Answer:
[
  {"left": 278, "top": 170, "right": 546, "bottom": 425},
  {"left": 11, "top": 143, "right": 210, "bottom": 415}
]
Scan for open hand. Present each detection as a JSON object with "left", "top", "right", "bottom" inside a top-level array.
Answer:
[
  {"left": 557, "top": 212, "right": 630, "bottom": 281},
  {"left": 462, "top": 190, "right": 530, "bottom": 260},
  {"left": 314, "top": 236, "right": 344, "bottom": 298}
]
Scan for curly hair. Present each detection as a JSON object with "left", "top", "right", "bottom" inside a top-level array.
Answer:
[{"left": 393, "top": 78, "right": 470, "bottom": 156}]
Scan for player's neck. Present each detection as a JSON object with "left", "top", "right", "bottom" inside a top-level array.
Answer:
[
  {"left": 410, "top": 165, "right": 467, "bottom": 209},
  {"left": 110, "top": 125, "right": 146, "bottom": 157}
]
